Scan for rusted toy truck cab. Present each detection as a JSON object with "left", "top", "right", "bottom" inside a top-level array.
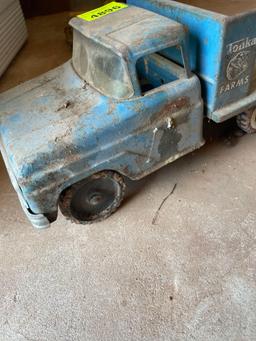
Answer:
[{"left": 0, "top": 5, "right": 203, "bottom": 227}]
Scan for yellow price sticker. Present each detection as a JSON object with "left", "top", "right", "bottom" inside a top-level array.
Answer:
[{"left": 78, "top": 2, "right": 128, "bottom": 22}]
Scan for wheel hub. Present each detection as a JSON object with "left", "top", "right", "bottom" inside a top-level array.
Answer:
[{"left": 88, "top": 193, "right": 103, "bottom": 206}]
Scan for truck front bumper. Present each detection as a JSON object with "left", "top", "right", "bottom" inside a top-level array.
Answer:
[
  {"left": 0, "top": 139, "right": 50, "bottom": 229},
  {"left": 19, "top": 196, "right": 50, "bottom": 229}
]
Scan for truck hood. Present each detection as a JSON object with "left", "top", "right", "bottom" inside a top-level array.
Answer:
[{"left": 0, "top": 61, "right": 109, "bottom": 182}]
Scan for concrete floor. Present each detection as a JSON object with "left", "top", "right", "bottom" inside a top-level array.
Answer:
[{"left": 0, "top": 11, "right": 256, "bottom": 341}]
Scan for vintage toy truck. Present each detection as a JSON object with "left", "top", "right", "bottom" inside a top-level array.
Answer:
[{"left": 0, "top": 1, "right": 255, "bottom": 228}]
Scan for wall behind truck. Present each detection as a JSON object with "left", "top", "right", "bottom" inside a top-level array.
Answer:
[
  {"left": 20, "top": 0, "right": 114, "bottom": 17},
  {"left": 20, "top": 0, "right": 69, "bottom": 17}
]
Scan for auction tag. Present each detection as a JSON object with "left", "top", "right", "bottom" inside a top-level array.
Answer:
[{"left": 78, "top": 2, "right": 128, "bottom": 22}]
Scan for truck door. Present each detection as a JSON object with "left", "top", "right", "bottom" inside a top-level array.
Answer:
[{"left": 126, "top": 47, "right": 204, "bottom": 177}]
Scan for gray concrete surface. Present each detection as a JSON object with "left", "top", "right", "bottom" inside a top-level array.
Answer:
[{"left": 0, "top": 11, "right": 256, "bottom": 341}]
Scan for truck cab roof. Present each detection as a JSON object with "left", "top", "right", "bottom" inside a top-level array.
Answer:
[
  {"left": 69, "top": 5, "right": 186, "bottom": 99},
  {"left": 70, "top": 5, "right": 184, "bottom": 60}
]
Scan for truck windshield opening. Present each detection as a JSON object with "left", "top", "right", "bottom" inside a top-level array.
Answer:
[
  {"left": 72, "top": 31, "right": 134, "bottom": 99},
  {"left": 136, "top": 46, "right": 187, "bottom": 94}
]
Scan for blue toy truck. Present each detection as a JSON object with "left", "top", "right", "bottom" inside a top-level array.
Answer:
[{"left": 0, "top": 0, "right": 255, "bottom": 228}]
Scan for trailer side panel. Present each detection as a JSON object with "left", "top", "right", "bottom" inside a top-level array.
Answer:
[{"left": 216, "top": 12, "right": 256, "bottom": 110}]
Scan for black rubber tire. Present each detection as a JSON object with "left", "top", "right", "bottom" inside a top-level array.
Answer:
[
  {"left": 59, "top": 171, "right": 126, "bottom": 224},
  {"left": 237, "top": 109, "right": 256, "bottom": 134}
]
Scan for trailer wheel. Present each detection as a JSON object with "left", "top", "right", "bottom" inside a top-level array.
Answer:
[
  {"left": 59, "top": 171, "right": 126, "bottom": 224},
  {"left": 237, "top": 109, "right": 256, "bottom": 134}
]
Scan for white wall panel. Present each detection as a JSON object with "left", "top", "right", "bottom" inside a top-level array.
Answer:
[{"left": 0, "top": 0, "right": 27, "bottom": 77}]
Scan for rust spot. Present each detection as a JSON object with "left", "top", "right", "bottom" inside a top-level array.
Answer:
[
  {"left": 162, "top": 96, "right": 189, "bottom": 113},
  {"left": 107, "top": 102, "right": 116, "bottom": 116},
  {"left": 56, "top": 100, "right": 73, "bottom": 112},
  {"left": 150, "top": 96, "right": 190, "bottom": 124}
]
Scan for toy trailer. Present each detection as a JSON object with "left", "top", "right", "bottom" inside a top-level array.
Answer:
[{"left": 128, "top": 0, "right": 256, "bottom": 127}]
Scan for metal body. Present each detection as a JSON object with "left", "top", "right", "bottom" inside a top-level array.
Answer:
[{"left": 0, "top": 2, "right": 254, "bottom": 228}]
